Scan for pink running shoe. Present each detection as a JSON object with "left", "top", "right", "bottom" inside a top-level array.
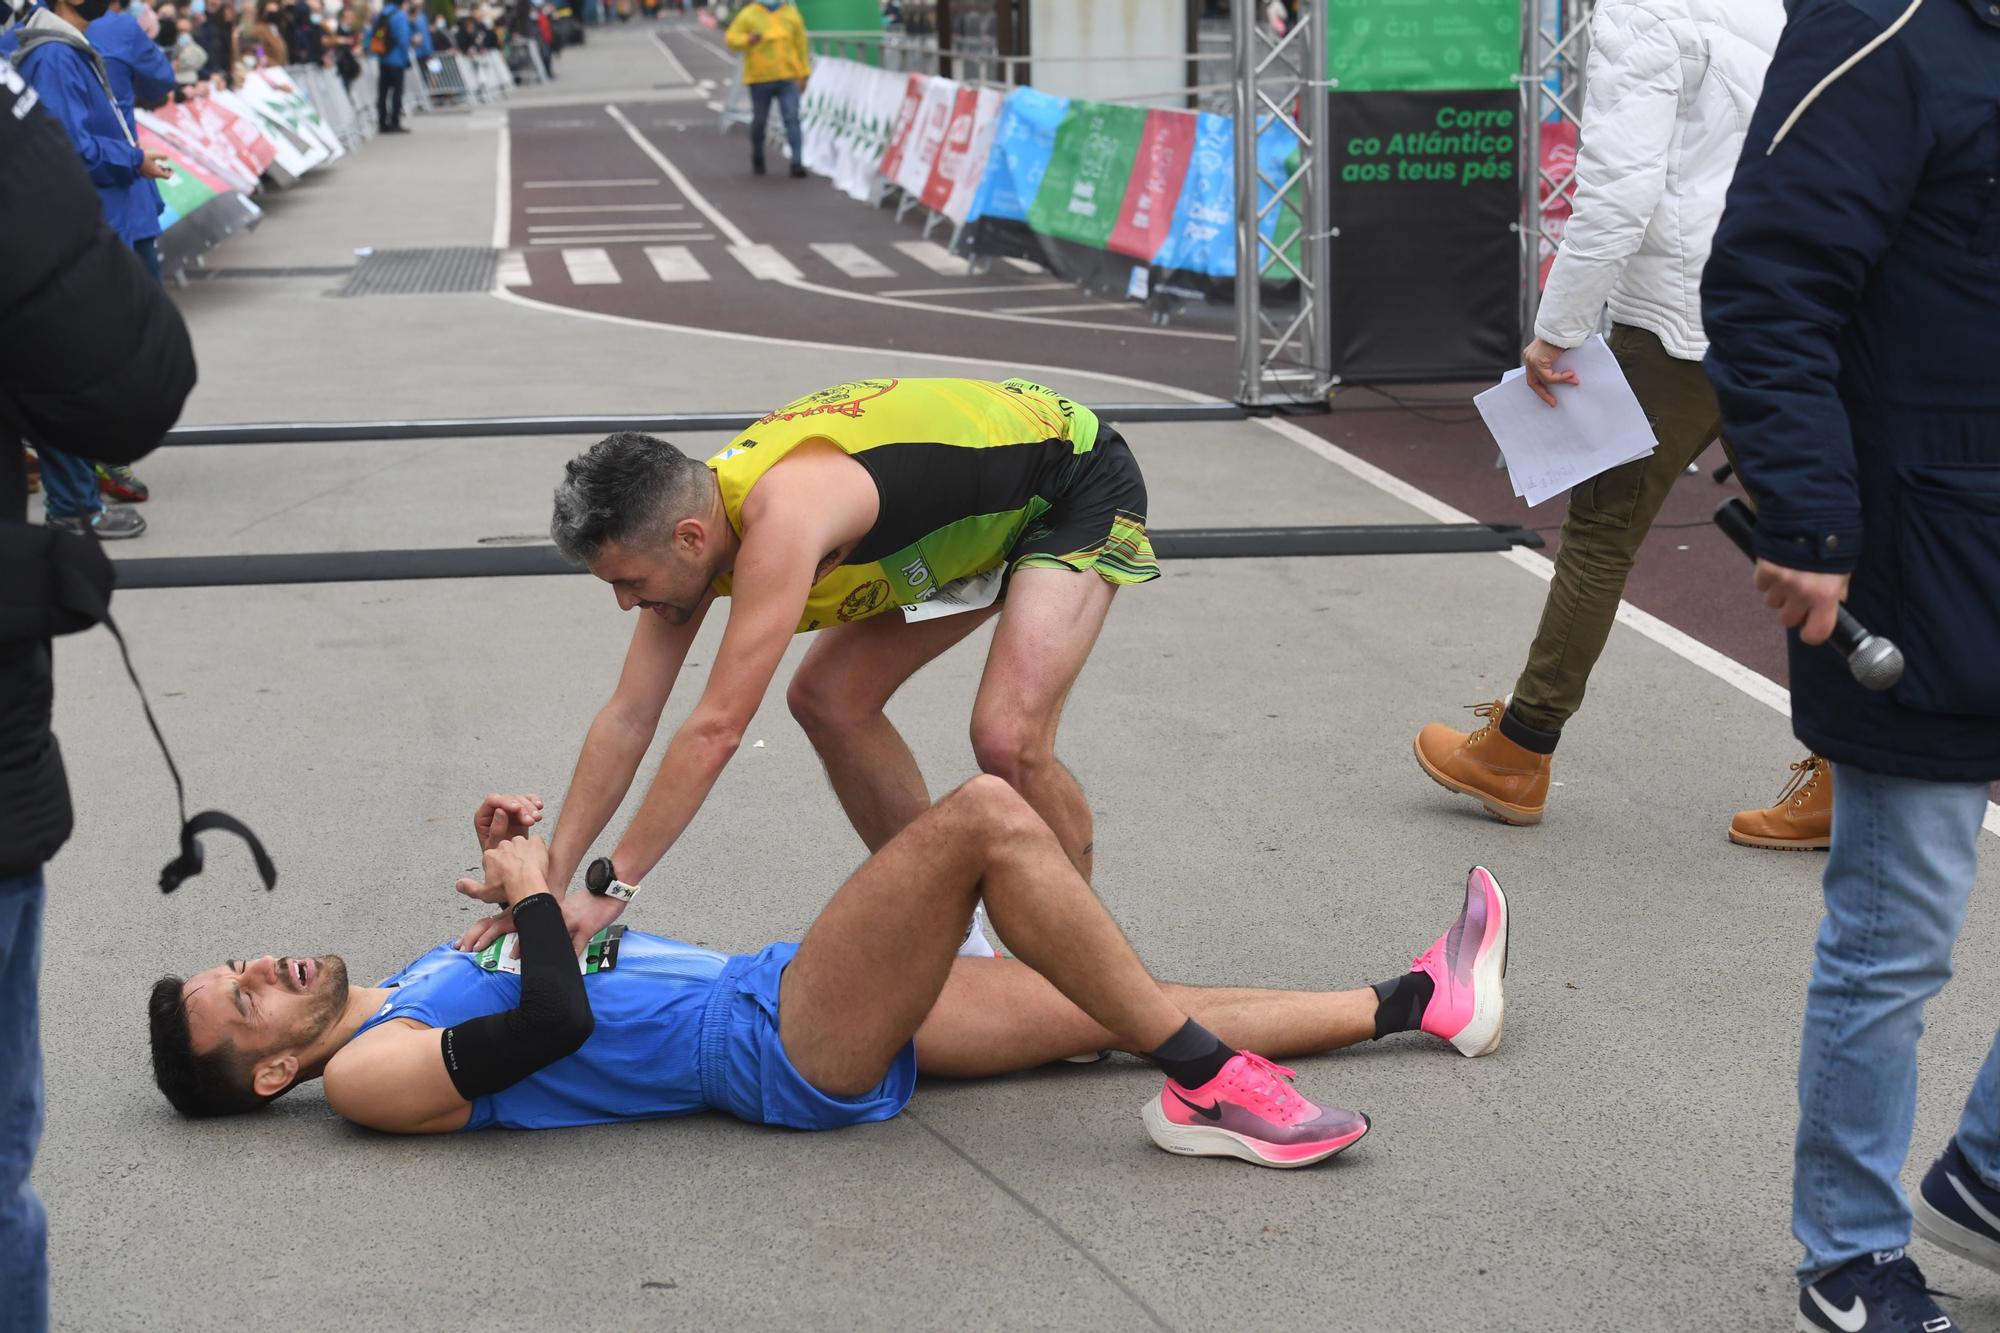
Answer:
[
  {"left": 1142, "top": 1051, "right": 1369, "bottom": 1169},
  {"left": 1414, "top": 865, "right": 1510, "bottom": 1057}
]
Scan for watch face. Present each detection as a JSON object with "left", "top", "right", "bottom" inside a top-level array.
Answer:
[{"left": 586, "top": 858, "right": 610, "bottom": 893}]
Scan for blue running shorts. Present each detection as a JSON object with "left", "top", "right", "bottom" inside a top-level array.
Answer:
[{"left": 697, "top": 942, "right": 917, "bottom": 1130}]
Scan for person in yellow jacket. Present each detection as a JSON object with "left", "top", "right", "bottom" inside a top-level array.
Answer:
[{"left": 724, "top": 0, "right": 810, "bottom": 176}]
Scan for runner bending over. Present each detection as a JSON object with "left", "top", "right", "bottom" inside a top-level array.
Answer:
[
  {"left": 489, "top": 377, "right": 1156, "bottom": 957},
  {"left": 150, "top": 785, "right": 1511, "bottom": 1168}
]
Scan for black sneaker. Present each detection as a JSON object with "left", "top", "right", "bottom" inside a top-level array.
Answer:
[
  {"left": 1916, "top": 1137, "right": 2000, "bottom": 1275},
  {"left": 1798, "top": 1250, "right": 1955, "bottom": 1332},
  {"left": 788, "top": 162, "right": 807, "bottom": 178},
  {"left": 47, "top": 507, "right": 146, "bottom": 540}
]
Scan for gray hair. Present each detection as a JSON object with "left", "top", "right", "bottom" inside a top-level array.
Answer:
[{"left": 550, "top": 432, "right": 713, "bottom": 564}]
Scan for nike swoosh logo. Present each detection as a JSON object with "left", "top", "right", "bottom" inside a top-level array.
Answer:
[
  {"left": 1169, "top": 1090, "right": 1222, "bottom": 1122},
  {"left": 1807, "top": 1287, "right": 1867, "bottom": 1333},
  {"left": 1949, "top": 1172, "right": 2000, "bottom": 1235}
]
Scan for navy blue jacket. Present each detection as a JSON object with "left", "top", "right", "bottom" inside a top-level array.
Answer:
[{"left": 1702, "top": 0, "right": 2000, "bottom": 783}]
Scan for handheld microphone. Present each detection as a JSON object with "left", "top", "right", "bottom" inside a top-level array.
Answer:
[{"left": 1713, "top": 498, "right": 1904, "bottom": 692}]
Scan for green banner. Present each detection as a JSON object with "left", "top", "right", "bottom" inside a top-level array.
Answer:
[
  {"left": 155, "top": 155, "right": 218, "bottom": 222},
  {"left": 1328, "top": 0, "right": 1520, "bottom": 94},
  {"left": 1026, "top": 102, "right": 1146, "bottom": 250}
]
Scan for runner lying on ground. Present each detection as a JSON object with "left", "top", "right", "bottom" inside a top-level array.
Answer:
[{"left": 149, "top": 783, "right": 1510, "bottom": 1168}]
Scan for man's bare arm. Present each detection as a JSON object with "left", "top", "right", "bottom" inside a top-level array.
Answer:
[
  {"left": 545, "top": 596, "right": 712, "bottom": 891},
  {"left": 324, "top": 1022, "right": 473, "bottom": 1134}
]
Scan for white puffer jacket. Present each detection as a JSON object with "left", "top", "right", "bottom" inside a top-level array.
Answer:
[{"left": 1536, "top": 0, "right": 1785, "bottom": 360}]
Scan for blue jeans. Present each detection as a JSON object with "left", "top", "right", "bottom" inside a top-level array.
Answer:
[
  {"left": 749, "top": 79, "right": 801, "bottom": 166},
  {"left": 0, "top": 869, "right": 47, "bottom": 1333},
  {"left": 1795, "top": 764, "right": 1995, "bottom": 1279},
  {"left": 36, "top": 448, "right": 101, "bottom": 522},
  {"left": 133, "top": 236, "right": 161, "bottom": 282}
]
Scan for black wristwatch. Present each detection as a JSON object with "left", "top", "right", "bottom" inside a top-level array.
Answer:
[{"left": 584, "top": 856, "right": 641, "bottom": 903}]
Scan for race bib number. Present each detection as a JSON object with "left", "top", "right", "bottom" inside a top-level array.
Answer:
[
  {"left": 475, "top": 925, "right": 626, "bottom": 975},
  {"left": 902, "top": 567, "right": 1004, "bottom": 623}
]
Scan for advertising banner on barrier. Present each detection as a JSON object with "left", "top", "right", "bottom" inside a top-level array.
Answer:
[
  {"left": 144, "top": 134, "right": 219, "bottom": 229},
  {"left": 892, "top": 75, "right": 959, "bottom": 198},
  {"left": 137, "top": 105, "right": 262, "bottom": 193},
  {"left": 215, "top": 86, "right": 326, "bottom": 184},
  {"left": 1026, "top": 101, "right": 1145, "bottom": 251},
  {"left": 1537, "top": 120, "right": 1578, "bottom": 287},
  {"left": 184, "top": 95, "right": 278, "bottom": 179},
  {"left": 1107, "top": 108, "right": 1196, "bottom": 261},
  {"left": 1326, "top": 0, "right": 1521, "bottom": 93},
  {"left": 875, "top": 74, "right": 929, "bottom": 182},
  {"left": 962, "top": 86, "right": 1069, "bottom": 258},
  {"left": 939, "top": 87, "right": 1004, "bottom": 225},
  {"left": 919, "top": 85, "right": 981, "bottom": 214},
  {"left": 244, "top": 69, "right": 345, "bottom": 163},
  {"left": 1327, "top": 90, "right": 1520, "bottom": 381},
  {"left": 1151, "top": 112, "right": 1299, "bottom": 286}
]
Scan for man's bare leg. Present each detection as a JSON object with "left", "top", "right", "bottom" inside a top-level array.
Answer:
[
  {"left": 786, "top": 606, "right": 1001, "bottom": 852},
  {"left": 778, "top": 776, "right": 1189, "bottom": 1097},
  {"left": 969, "top": 567, "right": 1117, "bottom": 880},
  {"left": 913, "top": 960, "right": 1379, "bottom": 1079}
]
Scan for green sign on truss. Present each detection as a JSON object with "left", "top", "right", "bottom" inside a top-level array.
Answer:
[{"left": 1327, "top": 0, "right": 1521, "bottom": 94}]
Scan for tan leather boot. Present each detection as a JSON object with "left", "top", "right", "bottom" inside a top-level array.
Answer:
[
  {"left": 1413, "top": 701, "right": 1552, "bottom": 826},
  {"left": 1729, "top": 755, "right": 1833, "bottom": 850}
]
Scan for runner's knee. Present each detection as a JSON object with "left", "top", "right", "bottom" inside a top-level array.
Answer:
[
  {"left": 970, "top": 718, "right": 1053, "bottom": 785},
  {"left": 786, "top": 670, "right": 856, "bottom": 737}
]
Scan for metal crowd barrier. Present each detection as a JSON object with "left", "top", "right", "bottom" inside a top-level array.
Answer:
[{"left": 287, "top": 63, "right": 365, "bottom": 150}]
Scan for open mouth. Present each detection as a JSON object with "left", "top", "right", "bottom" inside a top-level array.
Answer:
[{"left": 283, "top": 957, "right": 314, "bottom": 991}]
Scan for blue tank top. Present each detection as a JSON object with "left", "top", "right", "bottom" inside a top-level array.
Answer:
[{"left": 355, "top": 932, "right": 729, "bottom": 1131}]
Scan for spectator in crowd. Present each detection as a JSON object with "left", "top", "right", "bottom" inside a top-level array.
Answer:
[
  {"left": 195, "top": 0, "right": 237, "bottom": 83},
  {"left": 531, "top": 0, "right": 555, "bottom": 76},
  {"left": 426, "top": 5, "right": 450, "bottom": 53},
  {"left": 1703, "top": 0, "right": 2000, "bottom": 1328},
  {"left": 327, "top": 2, "right": 360, "bottom": 89},
  {"left": 242, "top": 0, "right": 286, "bottom": 64},
  {"left": 3, "top": 0, "right": 176, "bottom": 538},
  {"left": 372, "top": 0, "right": 413, "bottom": 131},
  {"left": 1, "top": 64, "right": 197, "bottom": 1332},
  {"left": 155, "top": 0, "right": 210, "bottom": 81},
  {"left": 450, "top": 8, "right": 482, "bottom": 50},
  {"left": 724, "top": 0, "right": 807, "bottom": 177},
  {"left": 1412, "top": 0, "right": 1800, "bottom": 843},
  {"left": 285, "top": 0, "right": 323, "bottom": 63}
]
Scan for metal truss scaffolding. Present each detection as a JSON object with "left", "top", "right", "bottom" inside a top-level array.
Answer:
[
  {"left": 1231, "top": 3, "right": 1332, "bottom": 408},
  {"left": 1520, "top": 0, "right": 1594, "bottom": 342}
]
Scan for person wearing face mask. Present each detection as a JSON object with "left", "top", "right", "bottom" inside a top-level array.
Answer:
[
  {"left": 3, "top": 0, "right": 174, "bottom": 538},
  {"left": 194, "top": 0, "right": 235, "bottom": 83},
  {"left": 244, "top": 0, "right": 285, "bottom": 64}
]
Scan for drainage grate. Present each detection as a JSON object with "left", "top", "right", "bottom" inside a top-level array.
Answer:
[
  {"left": 188, "top": 265, "right": 356, "bottom": 281},
  {"left": 335, "top": 247, "right": 498, "bottom": 297}
]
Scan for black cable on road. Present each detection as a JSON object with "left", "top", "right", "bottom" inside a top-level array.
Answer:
[{"left": 111, "top": 524, "right": 1543, "bottom": 591}]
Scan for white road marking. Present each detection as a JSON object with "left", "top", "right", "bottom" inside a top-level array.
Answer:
[
  {"left": 496, "top": 249, "right": 530, "bottom": 288},
  {"left": 882, "top": 281, "right": 1073, "bottom": 297},
  {"left": 604, "top": 104, "right": 752, "bottom": 245},
  {"left": 526, "top": 203, "right": 686, "bottom": 214},
  {"left": 644, "top": 246, "right": 712, "bottom": 282},
  {"left": 531, "top": 233, "right": 714, "bottom": 245},
  {"left": 649, "top": 28, "right": 695, "bottom": 86},
  {"left": 893, "top": 240, "right": 969, "bottom": 276},
  {"left": 528, "top": 221, "right": 708, "bottom": 232},
  {"left": 522, "top": 178, "right": 661, "bottom": 188},
  {"left": 491, "top": 116, "right": 511, "bottom": 249},
  {"left": 996, "top": 300, "right": 1141, "bottom": 315},
  {"left": 1003, "top": 257, "right": 1044, "bottom": 273},
  {"left": 809, "top": 242, "right": 896, "bottom": 280},
  {"left": 560, "top": 248, "right": 621, "bottom": 285},
  {"left": 728, "top": 243, "right": 804, "bottom": 281}
]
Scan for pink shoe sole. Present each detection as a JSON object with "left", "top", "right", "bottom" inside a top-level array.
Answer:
[{"left": 1141, "top": 1099, "right": 1370, "bottom": 1169}]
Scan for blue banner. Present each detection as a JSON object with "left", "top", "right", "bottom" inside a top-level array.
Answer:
[
  {"left": 1152, "top": 114, "right": 1299, "bottom": 280},
  {"left": 963, "top": 87, "right": 1070, "bottom": 227}
]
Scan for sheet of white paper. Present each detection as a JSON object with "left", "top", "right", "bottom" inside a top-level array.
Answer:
[{"left": 1474, "top": 335, "right": 1658, "bottom": 508}]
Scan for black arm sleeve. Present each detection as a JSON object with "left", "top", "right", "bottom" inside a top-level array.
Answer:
[{"left": 439, "top": 893, "right": 595, "bottom": 1100}]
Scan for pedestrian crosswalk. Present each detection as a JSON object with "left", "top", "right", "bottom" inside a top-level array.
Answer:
[{"left": 503, "top": 239, "right": 1064, "bottom": 294}]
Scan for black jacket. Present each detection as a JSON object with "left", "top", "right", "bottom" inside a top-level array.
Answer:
[
  {"left": 1, "top": 69, "right": 196, "bottom": 876},
  {"left": 1702, "top": 0, "right": 2000, "bottom": 783}
]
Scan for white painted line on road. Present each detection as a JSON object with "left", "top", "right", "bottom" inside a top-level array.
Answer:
[
  {"left": 1003, "top": 257, "right": 1044, "bottom": 273},
  {"left": 560, "top": 248, "right": 622, "bottom": 285},
  {"left": 604, "top": 104, "right": 752, "bottom": 246},
  {"left": 729, "top": 243, "right": 804, "bottom": 281},
  {"left": 649, "top": 27, "right": 695, "bottom": 86},
  {"left": 523, "top": 178, "right": 661, "bottom": 188},
  {"left": 893, "top": 240, "right": 969, "bottom": 276},
  {"left": 644, "top": 246, "right": 712, "bottom": 282},
  {"left": 809, "top": 242, "right": 896, "bottom": 280},
  {"left": 530, "top": 234, "right": 714, "bottom": 245},
  {"left": 496, "top": 249, "right": 530, "bottom": 288},
  {"left": 529, "top": 221, "right": 708, "bottom": 232},
  {"left": 491, "top": 115, "right": 510, "bottom": 249},
  {"left": 883, "top": 281, "right": 1073, "bottom": 297},
  {"left": 996, "top": 300, "right": 1140, "bottom": 315},
  {"left": 526, "top": 203, "right": 687, "bottom": 213}
]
